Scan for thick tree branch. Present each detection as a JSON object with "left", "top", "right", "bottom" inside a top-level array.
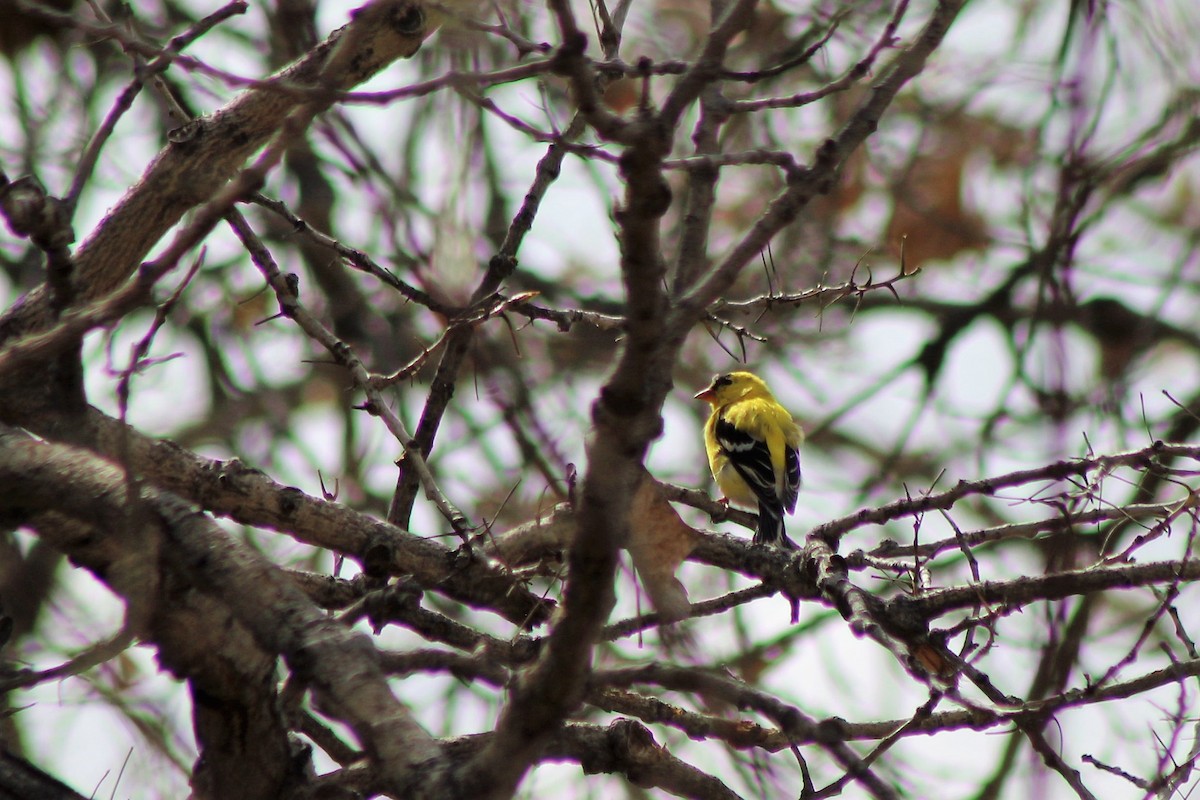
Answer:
[
  {"left": 0, "top": 425, "right": 447, "bottom": 797},
  {"left": 21, "top": 406, "right": 552, "bottom": 627},
  {"left": 0, "top": 0, "right": 432, "bottom": 348}
]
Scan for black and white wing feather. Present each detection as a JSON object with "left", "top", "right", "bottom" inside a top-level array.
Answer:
[
  {"left": 714, "top": 417, "right": 778, "bottom": 502},
  {"left": 715, "top": 416, "right": 799, "bottom": 548}
]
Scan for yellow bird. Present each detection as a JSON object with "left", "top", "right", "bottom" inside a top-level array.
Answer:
[{"left": 695, "top": 371, "right": 803, "bottom": 548}]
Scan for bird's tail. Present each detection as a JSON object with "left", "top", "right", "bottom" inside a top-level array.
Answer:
[{"left": 754, "top": 502, "right": 797, "bottom": 549}]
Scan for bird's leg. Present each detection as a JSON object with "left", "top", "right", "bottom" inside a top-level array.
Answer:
[{"left": 711, "top": 496, "right": 732, "bottom": 522}]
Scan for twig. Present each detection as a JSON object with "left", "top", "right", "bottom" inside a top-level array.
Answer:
[{"left": 226, "top": 211, "right": 474, "bottom": 540}]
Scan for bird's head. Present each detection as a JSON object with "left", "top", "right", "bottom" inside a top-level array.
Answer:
[{"left": 694, "top": 371, "right": 774, "bottom": 406}]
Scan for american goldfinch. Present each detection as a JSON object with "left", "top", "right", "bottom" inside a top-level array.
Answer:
[{"left": 695, "top": 371, "right": 803, "bottom": 548}]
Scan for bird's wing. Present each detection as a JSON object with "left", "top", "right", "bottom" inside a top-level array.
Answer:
[
  {"left": 782, "top": 444, "right": 801, "bottom": 513},
  {"left": 714, "top": 416, "right": 781, "bottom": 509}
]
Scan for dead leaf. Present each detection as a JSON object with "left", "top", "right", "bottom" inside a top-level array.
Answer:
[
  {"left": 884, "top": 133, "right": 989, "bottom": 269},
  {"left": 628, "top": 471, "right": 698, "bottom": 622}
]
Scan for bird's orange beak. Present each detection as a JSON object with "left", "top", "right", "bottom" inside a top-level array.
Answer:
[{"left": 694, "top": 386, "right": 716, "bottom": 403}]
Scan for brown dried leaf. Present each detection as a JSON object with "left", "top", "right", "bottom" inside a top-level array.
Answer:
[
  {"left": 627, "top": 472, "right": 699, "bottom": 623},
  {"left": 603, "top": 78, "right": 639, "bottom": 115},
  {"left": 884, "top": 137, "right": 988, "bottom": 269}
]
